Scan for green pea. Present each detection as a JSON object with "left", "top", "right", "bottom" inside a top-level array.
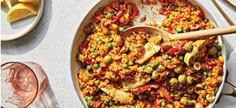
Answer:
[
  {"left": 202, "top": 82, "right": 206, "bottom": 86},
  {"left": 218, "top": 76, "right": 222, "bottom": 82},
  {"left": 214, "top": 87, "right": 219, "bottom": 92},
  {"left": 90, "top": 48, "right": 95, "bottom": 52},
  {"left": 217, "top": 52, "right": 222, "bottom": 56},
  {"left": 128, "top": 61, "right": 134, "bottom": 66},
  {"left": 85, "top": 96, "right": 89, "bottom": 100},
  {"left": 161, "top": 101, "right": 166, "bottom": 107},
  {"left": 127, "top": 105, "right": 131, "bottom": 108},
  {"left": 176, "top": 27, "right": 183, "bottom": 33},
  {"left": 178, "top": 6, "right": 182, "bottom": 11},
  {"left": 174, "top": 89, "right": 178, "bottom": 94},
  {"left": 204, "top": 18, "right": 209, "bottom": 23},
  {"left": 106, "top": 35, "right": 111, "bottom": 38},
  {"left": 142, "top": 65, "right": 146, "bottom": 69},
  {"left": 95, "top": 26, "right": 100, "bottom": 30},
  {"left": 90, "top": 95, "right": 95, "bottom": 100},
  {"left": 123, "top": 25, "right": 127, "bottom": 29},
  {"left": 183, "top": 90, "right": 187, "bottom": 94},
  {"left": 191, "top": 7, "right": 196, "bottom": 11},
  {"left": 215, "top": 44, "right": 221, "bottom": 49},
  {"left": 171, "top": 5, "right": 175, "bottom": 11},
  {"left": 122, "top": 64, "right": 128, "bottom": 69},
  {"left": 179, "top": 55, "right": 183, "bottom": 60},
  {"left": 164, "top": 55, "right": 169, "bottom": 60},
  {"left": 129, "top": 45, "right": 134, "bottom": 50},
  {"left": 93, "top": 64, "right": 99, "bottom": 69},
  {"left": 208, "top": 73, "right": 211, "bottom": 77},
  {"left": 114, "top": 11, "right": 118, "bottom": 15},
  {"left": 109, "top": 100, "right": 113, "bottom": 106},
  {"left": 203, "top": 72, "right": 208, "bottom": 76},
  {"left": 127, "top": 5, "right": 131, "bottom": 9},
  {"left": 108, "top": 42, "right": 113, "bottom": 48},
  {"left": 106, "top": 13, "right": 112, "bottom": 18},
  {"left": 152, "top": 62, "right": 159, "bottom": 68},
  {"left": 119, "top": 27, "right": 125, "bottom": 32},
  {"left": 168, "top": 18, "right": 172, "bottom": 23},
  {"left": 112, "top": 75, "right": 116, "bottom": 79},
  {"left": 96, "top": 38, "right": 101, "bottom": 43},
  {"left": 86, "top": 65, "right": 92, "bottom": 71}
]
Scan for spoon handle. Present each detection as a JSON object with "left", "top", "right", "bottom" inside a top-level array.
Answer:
[{"left": 171, "top": 25, "right": 236, "bottom": 40}]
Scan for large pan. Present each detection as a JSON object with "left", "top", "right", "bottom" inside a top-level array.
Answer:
[{"left": 71, "top": 0, "right": 227, "bottom": 107}]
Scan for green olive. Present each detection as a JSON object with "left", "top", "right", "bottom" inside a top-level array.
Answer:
[
  {"left": 169, "top": 78, "right": 178, "bottom": 85},
  {"left": 151, "top": 71, "right": 159, "bottom": 80},
  {"left": 174, "top": 65, "right": 183, "bottom": 74},
  {"left": 103, "top": 55, "right": 112, "bottom": 64},
  {"left": 184, "top": 41, "right": 193, "bottom": 52},
  {"left": 180, "top": 97, "right": 188, "bottom": 105},
  {"left": 187, "top": 76, "right": 193, "bottom": 84},
  {"left": 206, "top": 94, "right": 215, "bottom": 102},
  {"left": 195, "top": 103, "right": 203, "bottom": 108},
  {"left": 187, "top": 86, "right": 195, "bottom": 94},
  {"left": 208, "top": 46, "right": 217, "bottom": 55},
  {"left": 178, "top": 74, "right": 186, "bottom": 83}
]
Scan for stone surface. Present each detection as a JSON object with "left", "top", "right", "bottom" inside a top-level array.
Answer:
[{"left": 1, "top": 0, "right": 236, "bottom": 107}]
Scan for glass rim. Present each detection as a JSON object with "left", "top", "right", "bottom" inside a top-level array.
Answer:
[{"left": 1, "top": 61, "right": 39, "bottom": 108}]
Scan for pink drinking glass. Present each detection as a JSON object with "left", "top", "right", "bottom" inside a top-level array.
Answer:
[{"left": 1, "top": 62, "right": 47, "bottom": 108}]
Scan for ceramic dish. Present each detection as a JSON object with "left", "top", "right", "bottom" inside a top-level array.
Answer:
[
  {"left": 71, "top": 0, "right": 226, "bottom": 107},
  {"left": 1, "top": 0, "right": 44, "bottom": 41}
]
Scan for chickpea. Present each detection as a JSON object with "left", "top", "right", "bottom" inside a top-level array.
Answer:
[
  {"left": 174, "top": 65, "right": 183, "bottom": 74},
  {"left": 103, "top": 55, "right": 112, "bottom": 64},
  {"left": 184, "top": 41, "right": 193, "bottom": 52},
  {"left": 208, "top": 46, "right": 217, "bottom": 55},
  {"left": 157, "top": 64, "right": 165, "bottom": 72},
  {"left": 178, "top": 74, "right": 186, "bottom": 83},
  {"left": 144, "top": 66, "right": 153, "bottom": 73},
  {"left": 195, "top": 103, "right": 203, "bottom": 108},
  {"left": 187, "top": 100, "right": 197, "bottom": 106},
  {"left": 206, "top": 94, "right": 215, "bottom": 102},
  {"left": 151, "top": 71, "right": 159, "bottom": 80},
  {"left": 187, "top": 76, "right": 193, "bottom": 84},
  {"left": 169, "top": 78, "right": 178, "bottom": 85},
  {"left": 180, "top": 97, "right": 188, "bottom": 105}
]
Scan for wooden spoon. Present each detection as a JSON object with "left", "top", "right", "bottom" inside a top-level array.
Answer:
[{"left": 120, "top": 25, "right": 236, "bottom": 42}]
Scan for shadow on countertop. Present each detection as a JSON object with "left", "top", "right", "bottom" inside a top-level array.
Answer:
[{"left": 1, "top": 0, "right": 53, "bottom": 55}]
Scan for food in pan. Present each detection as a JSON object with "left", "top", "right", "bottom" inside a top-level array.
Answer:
[{"left": 76, "top": 0, "right": 224, "bottom": 107}]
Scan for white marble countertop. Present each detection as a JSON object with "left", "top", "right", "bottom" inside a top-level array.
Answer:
[{"left": 1, "top": 0, "right": 236, "bottom": 108}]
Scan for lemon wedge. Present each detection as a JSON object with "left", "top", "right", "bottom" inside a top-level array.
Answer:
[
  {"left": 18, "top": 0, "right": 39, "bottom": 6},
  {"left": 7, "top": 3, "right": 37, "bottom": 23}
]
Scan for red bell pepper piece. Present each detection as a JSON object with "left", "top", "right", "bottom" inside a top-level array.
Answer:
[
  {"left": 112, "top": 4, "right": 126, "bottom": 23},
  {"left": 154, "top": 99, "right": 160, "bottom": 108},
  {"left": 127, "top": 2, "right": 139, "bottom": 21},
  {"left": 167, "top": 40, "right": 187, "bottom": 55},
  {"left": 133, "top": 84, "right": 159, "bottom": 95},
  {"left": 160, "top": 87, "right": 173, "bottom": 103}
]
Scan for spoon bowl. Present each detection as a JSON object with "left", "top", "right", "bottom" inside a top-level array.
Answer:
[{"left": 121, "top": 25, "right": 236, "bottom": 41}]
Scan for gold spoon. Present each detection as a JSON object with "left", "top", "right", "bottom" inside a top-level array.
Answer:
[{"left": 120, "top": 25, "right": 236, "bottom": 42}]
